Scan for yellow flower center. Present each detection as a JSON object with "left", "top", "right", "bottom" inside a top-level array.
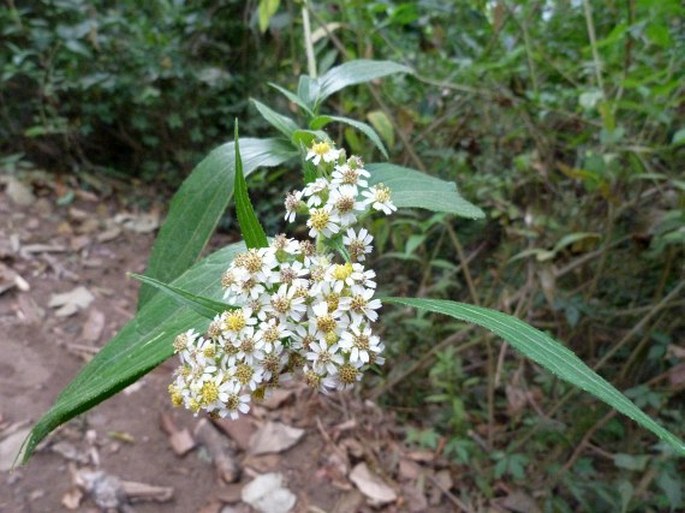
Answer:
[
  {"left": 224, "top": 311, "right": 246, "bottom": 332},
  {"left": 332, "top": 263, "right": 353, "bottom": 281},
  {"left": 338, "top": 362, "right": 359, "bottom": 385},
  {"left": 235, "top": 363, "right": 254, "bottom": 385},
  {"left": 173, "top": 334, "right": 188, "bottom": 352},
  {"left": 311, "top": 141, "right": 331, "bottom": 156},
  {"left": 375, "top": 184, "right": 391, "bottom": 203},
  {"left": 309, "top": 209, "right": 330, "bottom": 231},
  {"left": 317, "top": 314, "right": 337, "bottom": 333},
  {"left": 200, "top": 381, "right": 219, "bottom": 406},
  {"left": 326, "top": 292, "right": 340, "bottom": 312},
  {"left": 168, "top": 385, "right": 183, "bottom": 407}
]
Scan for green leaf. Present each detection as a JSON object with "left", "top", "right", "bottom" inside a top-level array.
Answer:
[
  {"left": 251, "top": 99, "right": 299, "bottom": 139},
  {"left": 312, "top": 59, "right": 414, "bottom": 106},
  {"left": 383, "top": 297, "right": 685, "bottom": 456},
  {"left": 258, "top": 0, "right": 280, "bottom": 33},
  {"left": 366, "top": 163, "right": 485, "bottom": 219},
  {"left": 672, "top": 128, "right": 685, "bottom": 146},
  {"left": 23, "top": 242, "right": 246, "bottom": 463},
  {"left": 291, "top": 129, "right": 328, "bottom": 149},
  {"left": 268, "top": 82, "right": 314, "bottom": 117},
  {"left": 234, "top": 123, "right": 268, "bottom": 249},
  {"left": 367, "top": 110, "right": 395, "bottom": 149},
  {"left": 310, "top": 114, "right": 388, "bottom": 158},
  {"left": 129, "top": 273, "right": 233, "bottom": 319},
  {"left": 137, "top": 138, "right": 297, "bottom": 310}
]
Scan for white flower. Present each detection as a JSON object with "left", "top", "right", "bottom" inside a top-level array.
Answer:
[
  {"left": 326, "top": 262, "right": 355, "bottom": 293},
  {"left": 265, "top": 284, "right": 307, "bottom": 322},
  {"left": 327, "top": 184, "right": 363, "bottom": 227},
  {"left": 306, "top": 206, "right": 341, "bottom": 238},
  {"left": 173, "top": 329, "right": 200, "bottom": 354},
  {"left": 362, "top": 183, "right": 396, "bottom": 215},
  {"left": 259, "top": 339, "right": 288, "bottom": 380},
  {"left": 350, "top": 263, "right": 377, "bottom": 289},
  {"left": 220, "top": 307, "right": 257, "bottom": 336},
  {"left": 271, "top": 234, "right": 301, "bottom": 255},
  {"left": 343, "top": 228, "right": 374, "bottom": 261},
  {"left": 306, "top": 141, "right": 343, "bottom": 166},
  {"left": 311, "top": 300, "right": 348, "bottom": 335},
  {"left": 331, "top": 160, "right": 370, "bottom": 188},
  {"left": 274, "top": 260, "right": 309, "bottom": 289},
  {"left": 217, "top": 380, "right": 251, "bottom": 419},
  {"left": 256, "top": 318, "right": 292, "bottom": 352},
  {"left": 306, "top": 338, "right": 344, "bottom": 375},
  {"left": 339, "top": 325, "right": 382, "bottom": 364},
  {"left": 293, "top": 322, "right": 319, "bottom": 351},
  {"left": 329, "top": 360, "right": 363, "bottom": 391},
  {"left": 234, "top": 248, "right": 279, "bottom": 283},
  {"left": 339, "top": 287, "right": 382, "bottom": 323},
  {"left": 284, "top": 190, "right": 303, "bottom": 223},
  {"left": 231, "top": 326, "right": 264, "bottom": 364},
  {"left": 302, "top": 177, "right": 329, "bottom": 207}
]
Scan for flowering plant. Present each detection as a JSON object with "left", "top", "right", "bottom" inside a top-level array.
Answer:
[
  {"left": 21, "top": 59, "right": 684, "bottom": 462},
  {"left": 168, "top": 138, "right": 392, "bottom": 419}
]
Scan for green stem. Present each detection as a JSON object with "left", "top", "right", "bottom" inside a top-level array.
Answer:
[
  {"left": 302, "top": 0, "right": 317, "bottom": 79},
  {"left": 582, "top": 0, "right": 605, "bottom": 97}
]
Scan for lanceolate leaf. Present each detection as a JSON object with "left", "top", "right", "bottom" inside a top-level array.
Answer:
[
  {"left": 366, "top": 163, "right": 485, "bottom": 219},
  {"left": 312, "top": 59, "right": 414, "bottom": 106},
  {"left": 23, "top": 243, "right": 247, "bottom": 463},
  {"left": 384, "top": 297, "right": 685, "bottom": 456},
  {"left": 268, "top": 82, "right": 314, "bottom": 116},
  {"left": 310, "top": 114, "right": 388, "bottom": 158},
  {"left": 251, "top": 99, "right": 299, "bottom": 139},
  {"left": 234, "top": 124, "right": 269, "bottom": 249},
  {"left": 137, "top": 138, "right": 297, "bottom": 310},
  {"left": 129, "top": 273, "right": 234, "bottom": 319}
]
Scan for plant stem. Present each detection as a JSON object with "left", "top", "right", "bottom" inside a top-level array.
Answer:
[
  {"left": 582, "top": 0, "right": 605, "bottom": 97},
  {"left": 301, "top": 0, "right": 317, "bottom": 79}
]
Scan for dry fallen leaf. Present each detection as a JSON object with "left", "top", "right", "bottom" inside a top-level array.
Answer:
[
  {"left": 260, "top": 389, "right": 295, "bottom": 409},
  {"left": 499, "top": 490, "right": 542, "bottom": 513},
  {"left": 249, "top": 421, "right": 305, "bottom": 456},
  {"left": 48, "top": 286, "right": 94, "bottom": 317},
  {"left": 349, "top": 462, "right": 397, "bottom": 506},
  {"left": 81, "top": 309, "right": 105, "bottom": 343},
  {"left": 0, "top": 262, "right": 29, "bottom": 296},
  {"left": 195, "top": 419, "right": 240, "bottom": 483},
  {"left": 213, "top": 416, "right": 256, "bottom": 452},
  {"left": 97, "top": 225, "right": 122, "bottom": 243},
  {"left": 169, "top": 429, "right": 196, "bottom": 456},
  {"left": 6, "top": 176, "right": 35, "bottom": 206},
  {"left": 241, "top": 472, "right": 296, "bottom": 513},
  {"left": 0, "top": 427, "right": 31, "bottom": 471},
  {"left": 121, "top": 480, "right": 174, "bottom": 503},
  {"left": 114, "top": 211, "right": 160, "bottom": 233},
  {"left": 61, "top": 488, "right": 84, "bottom": 510}
]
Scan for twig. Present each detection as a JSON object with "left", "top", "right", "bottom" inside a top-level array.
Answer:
[
  {"left": 428, "top": 473, "right": 474, "bottom": 513},
  {"left": 444, "top": 222, "right": 479, "bottom": 306}
]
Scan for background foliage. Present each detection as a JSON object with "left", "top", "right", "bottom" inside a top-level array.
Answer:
[{"left": 4, "top": 1, "right": 684, "bottom": 511}]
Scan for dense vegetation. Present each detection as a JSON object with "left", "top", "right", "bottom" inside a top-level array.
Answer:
[{"left": 3, "top": 1, "right": 683, "bottom": 511}]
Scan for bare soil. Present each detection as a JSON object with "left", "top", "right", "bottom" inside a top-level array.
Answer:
[{"left": 0, "top": 182, "right": 457, "bottom": 513}]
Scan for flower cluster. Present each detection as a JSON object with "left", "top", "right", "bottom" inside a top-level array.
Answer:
[{"left": 169, "top": 141, "right": 395, "bottom": 419}]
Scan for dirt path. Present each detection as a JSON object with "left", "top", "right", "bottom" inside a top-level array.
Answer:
[{"left": 0, "top": 181, "right": 456, "bottom": 513}]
